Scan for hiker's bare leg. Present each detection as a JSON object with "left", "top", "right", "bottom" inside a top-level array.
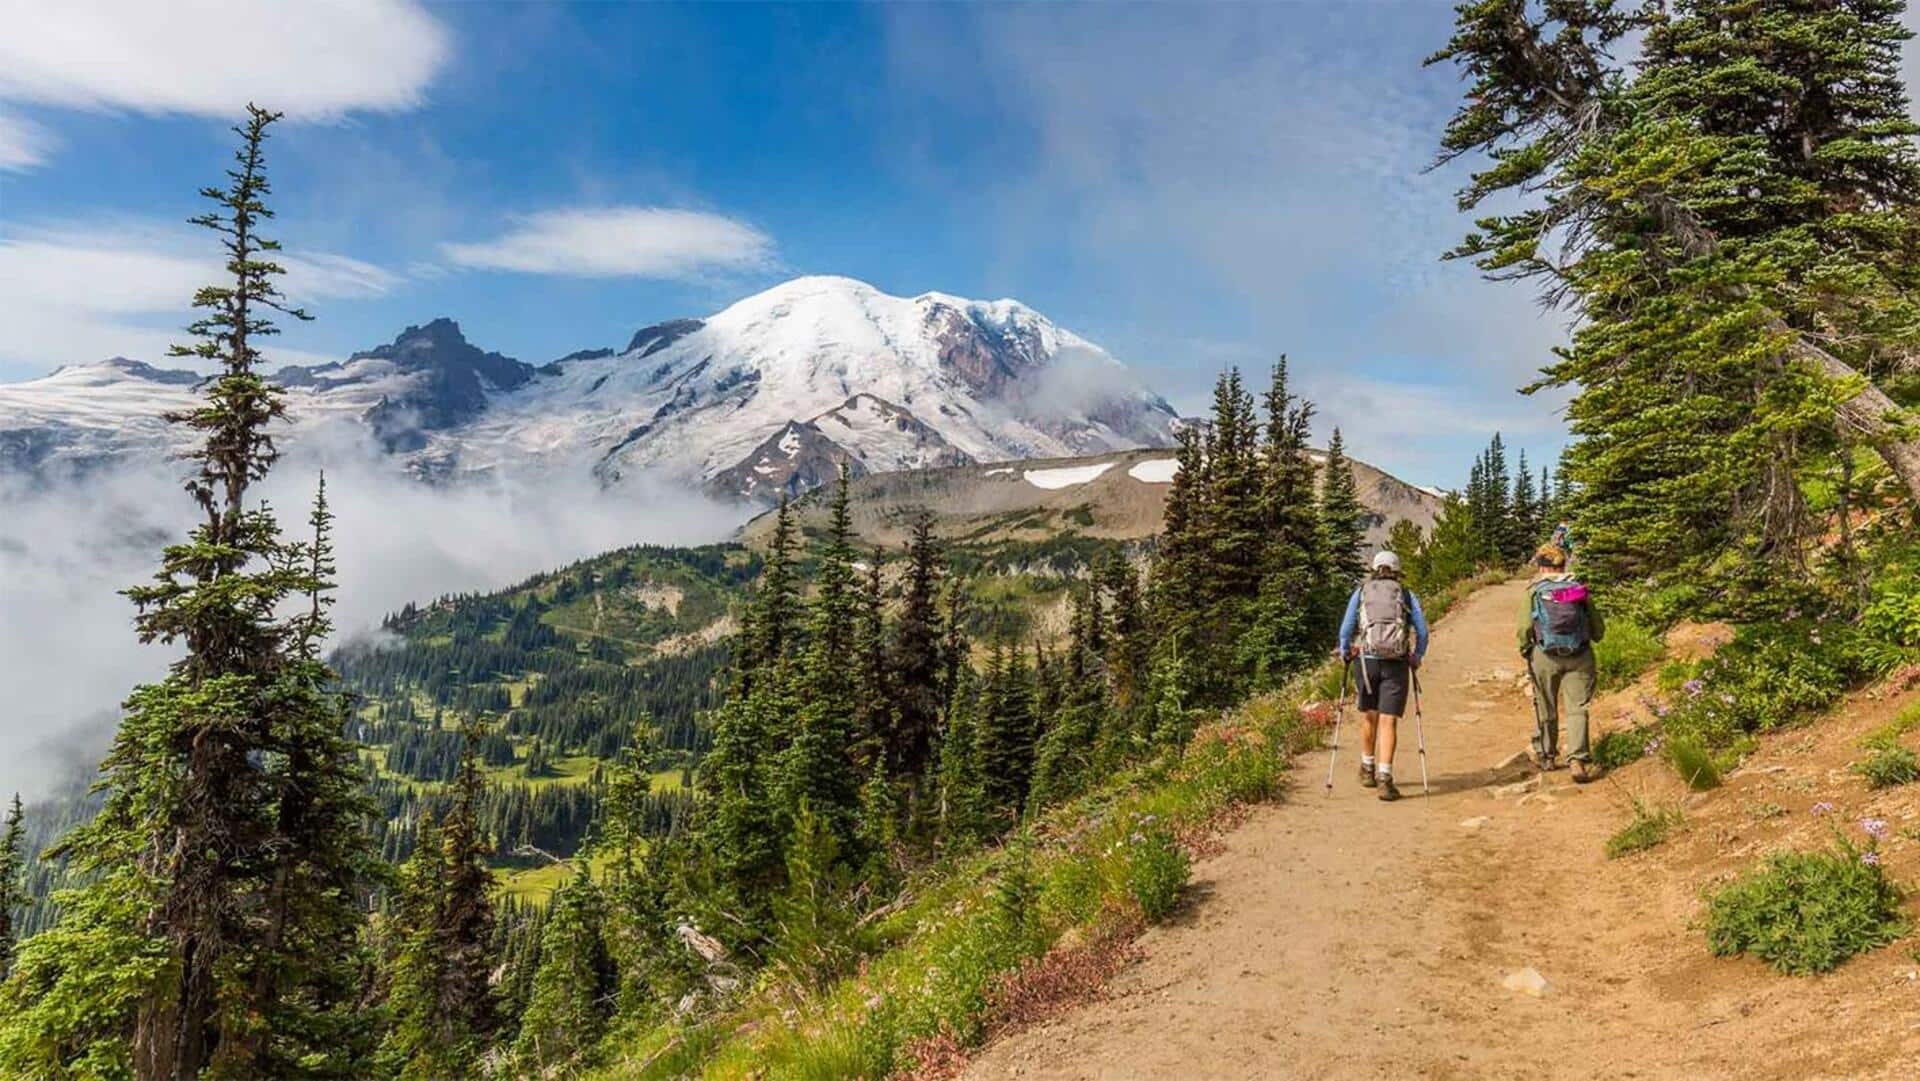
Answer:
[
  {"left": 1375, "top": 714, "right": 1398, "bottom": 771},
  {"left": 1360, "top": 711, "right": 1380, "bottom": 759}
]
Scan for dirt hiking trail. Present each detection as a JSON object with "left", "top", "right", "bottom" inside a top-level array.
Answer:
[{"left": 964, "top": 580, "right": 1920, "bottom": 1080}]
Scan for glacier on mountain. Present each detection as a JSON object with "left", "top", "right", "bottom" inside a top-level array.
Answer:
[{"left": 0, "top": 275, "right": 1179, "bottom": 500}]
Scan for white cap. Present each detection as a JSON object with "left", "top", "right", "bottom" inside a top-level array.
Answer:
[{"left": 1371, "top": 550, "right": 1402, "bottom": 573}]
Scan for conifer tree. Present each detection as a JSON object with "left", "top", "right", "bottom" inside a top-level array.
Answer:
[
  {"left": 853, "top": 548, "right": 891, "bottom": 763},
  {"left": 513, "top": 865, "right": 613, "bottom": 1072},
  {"left": 377, "top": 724, "right": 497, "bottom": 1078},
  {"left": 600, "top": 724, "right": 693, "bottom": 1023},
  {"left": 0, "top": 795, "right": 22, "bottom": 982},
  {"left": 1432, "top": 0, "right": 1920, "bottom": 579},
  {"left": 974, "top": 645, "right": 1037, "bottom": 825},
  {"left": 887, "top": 513, "right": 945, "bottom": 790},
  {"left": 1097, "top": 554, "right": 1149, "bottom": 725},
  {"left": 1241, "top": 359, "right": 1324, "bottom": 688},
  {"left": 779, "top": 470, "right": 864, "bottom": 852},
  {"left": 1150, "top": 425, "right": 1208, "bottom": 631},
  {"left": 0, "top": 106, "right": 375, "bottom": 1080},
  {"left": 1317, "top": 428, "right": 1367, "bottom": 585},
  {"left": 934, "top": 668, "right": 991, "bottom": 846},
  {"left": 1511, "top": 450, "right": 1538, "bottom": 555},
  {"left": 736, "top": 497, "right": 801, "bottom": 692}
]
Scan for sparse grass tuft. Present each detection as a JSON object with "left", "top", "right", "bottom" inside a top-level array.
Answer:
[
  {"left": 1664, "top": 733, "right": 1723, "bottom": 791},
  {"left": 1605, "top": 798, "right": 1683, "bottom": 858}
]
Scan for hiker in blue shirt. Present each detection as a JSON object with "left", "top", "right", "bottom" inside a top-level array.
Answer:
[{"left": 1335, "top": 551, "right": 1431, "bottom": 801}]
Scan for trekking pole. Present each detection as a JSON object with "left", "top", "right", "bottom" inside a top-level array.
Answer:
[
  {"left": 1325, "top": 657, "right": 1352, "bottom": 795},
  {"left": 1411, "top": 669, "right": 1431, "bottom": 798},
  {"left": 1521, "top": 646, "right": 1551, "bottom": 784}
]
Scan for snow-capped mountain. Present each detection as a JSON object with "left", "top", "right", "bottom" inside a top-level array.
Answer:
[{"left": 0, "top": 276, "right": 1179, "bottom": 500}]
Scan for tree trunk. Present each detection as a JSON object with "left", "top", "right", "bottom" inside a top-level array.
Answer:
[{"left": 1782, "top": 328, "right": 1920, "bottom": 502}]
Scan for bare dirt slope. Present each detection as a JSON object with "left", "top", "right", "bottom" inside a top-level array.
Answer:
[{"left": 964, "top": 579, "right": 1920, "bottom": 1081}]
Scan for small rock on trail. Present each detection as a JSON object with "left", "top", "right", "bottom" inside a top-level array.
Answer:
[{"left": 1502, "top": 967, "right": 1550, "bottom": 998}]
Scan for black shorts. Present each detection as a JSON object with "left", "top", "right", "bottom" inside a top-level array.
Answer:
[{"left": 1355, "top": 657, "right": 1411, "bottom": 716}]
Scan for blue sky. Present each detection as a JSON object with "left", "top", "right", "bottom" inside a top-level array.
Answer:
[{"left": 0, "top": 1, "right": 1602, "bottom": 487}]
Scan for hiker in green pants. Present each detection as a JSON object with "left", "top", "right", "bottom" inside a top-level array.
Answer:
[{"left": 1518, "top": 544, "right": 1606, "bottom": 782}]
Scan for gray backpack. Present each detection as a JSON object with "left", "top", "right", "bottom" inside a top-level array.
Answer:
[{"left": 1358, "top": 578, "right": 1411, "bottom": 659}]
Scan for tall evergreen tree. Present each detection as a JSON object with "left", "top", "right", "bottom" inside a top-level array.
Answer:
[
  {"left": 974, "top": 645, "right": 1038, "bottom": 825},
  {"left": 0, "top": 107, "right": 375, "bottom": 1080},
  {"left": 1317, "top": 428, "right": 1367, "bottom": 584},
  {"left": 0, "top": 795, "right": 22, "bottom": 982},
  {"left": 512, "top": 865, "right": 613, "bottom": 1073},
  {"left": 736, "top": 496, "right": 801, "bottom": 693},
  {"left": 852, "top": 547, "right": 891, "bottom": 763},
  {"left": 887, "top": 514, "right": 945, "bottom": 790},
  {"left": 1242, "top": 359, "right": 1325, "bottom": 688},
  {"left": 1511, "top": 449, "right": 1539, "bottom": 555},
  {"left": 934, "top": 668, "right": 992, "bottom": 846},
  {"left": 1432, "top": 0, "right": 1920, "bottom": 582},
  {"left": 780, "top": 470, "right": 864, "bottom": 852}
]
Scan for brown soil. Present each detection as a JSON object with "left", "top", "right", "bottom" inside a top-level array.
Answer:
[{"left": 962, "top": 579, "right": 1920, "bottom": 1080}]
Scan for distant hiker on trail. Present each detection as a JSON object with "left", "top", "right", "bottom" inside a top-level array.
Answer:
[
  {"left": 1520, "top": 544, "right": 1606, "bottom": 782},
  {"left": 1550, "top": 520, "right": 1575, "bottom": 564},
  {"left": 1336, "top": 551, "right": 1430, "bottom": 802}
]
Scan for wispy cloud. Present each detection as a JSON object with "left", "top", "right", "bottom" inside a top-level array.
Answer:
[
  {"left": 0, "top": 0, "right": 450, "bottom": 169},
  {"left": 0, "top": 0, "right": 449, "bottom": 118},
  {"left": 880, "top": 4, "right": 1569, "bottom": 485},
  {"left": 0, "top": 110, "right": 52, "bottom": 171},
  {"left": 442, "top": 206, "right": 774, "bottom": 279},
  {"left": 0, "top": 221, "right": 401, "bottom": 378}
]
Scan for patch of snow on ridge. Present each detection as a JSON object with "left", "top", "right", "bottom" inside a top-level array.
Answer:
[
  {"left": 984, "top": 467, "right": 1014, "bottom": 477},
  {"left": 1023, "top": 462, "right": 1114, "bottom": 490},
  {"left": 1127, "top": 458, "right": 1179, "bottom": 484},
  {"left": 778, "top": 428, "right": 802, "bottom": 456}
]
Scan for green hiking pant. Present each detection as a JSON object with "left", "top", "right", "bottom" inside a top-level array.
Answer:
[{"left": 1528, "top": 647, "right": 1596, "bottom": 763}]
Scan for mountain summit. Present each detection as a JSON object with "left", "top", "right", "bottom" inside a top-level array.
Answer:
[{"left": 0, "top": 275, "right": 1179, "bottom": 498}]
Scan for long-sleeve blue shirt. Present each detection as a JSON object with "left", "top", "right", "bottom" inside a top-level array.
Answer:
[{"left": 1337, "top": 582, "right": 1430, "bottom": 660}]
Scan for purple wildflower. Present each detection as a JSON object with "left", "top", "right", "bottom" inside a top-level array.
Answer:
[
  {"left": 1811, "top": 801, "right": 1836, "bottom": 816},
  {"left": 1653, "top": 703, "right": 1671, "bottom": 719},
  {"left": 1862, "top": 851, "right": 1882, "bottom": 867},
  {"left": 1683, "top": 679, "right": 1705, "bottom": 696},
  {"left": 1862, "top": 818, "right": 1890, "bottom": 840}
]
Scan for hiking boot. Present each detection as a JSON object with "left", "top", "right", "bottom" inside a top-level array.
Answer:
[
  {"left": 1378, "top": 776, "right": 1402, "bottom": 802},
  {"left": 1359, "top": 761, "right": 1377, "bottom": 788},
  {"left": 1535, "top": 751, "right": 1557, "bottom": 774},
  {"left": 1572, "top": 760, "right": 1597, "bottom": 784}
]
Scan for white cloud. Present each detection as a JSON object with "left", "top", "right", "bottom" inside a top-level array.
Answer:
[
  {"left": 0, "top": 110, "right": 52, "bottom": 170},
  {"left": 0, "top": 221, "right": 400, "bottom": 377},
  {"left": 0, "top": 0, "right": 449, "bottom": 122},
  {"left": 442, "top": 206, "right": 775, "bottom": 279}
]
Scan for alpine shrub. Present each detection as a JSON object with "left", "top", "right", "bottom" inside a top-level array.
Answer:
[
  {"left": 1120, "top": 823, "right": 1189, "bottom": 921},
  {"left": 1853, "top": 745, "right": 1918, "bottom": 789},
  {"left": 1594, "top": 617, "right": 1663, "bottom": 690},
  {"left": 1706, "top": 838, "right": 1907, "bottom": 974},
  {"left": 1593, "top": 727, "right": 1654, "bottom": 771}
]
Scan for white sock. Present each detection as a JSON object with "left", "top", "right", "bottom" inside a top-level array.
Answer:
[
  {"left": 1361, "top": 755, "right": 1377, "bottom": 767},
  {"left": 1377, "top": 764, "right": 1392, "bottom": 778}
]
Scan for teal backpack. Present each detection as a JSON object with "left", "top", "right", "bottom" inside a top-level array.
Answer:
[{"left": 1530, "top": 579, "right": 1591, "bottom": 656}]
